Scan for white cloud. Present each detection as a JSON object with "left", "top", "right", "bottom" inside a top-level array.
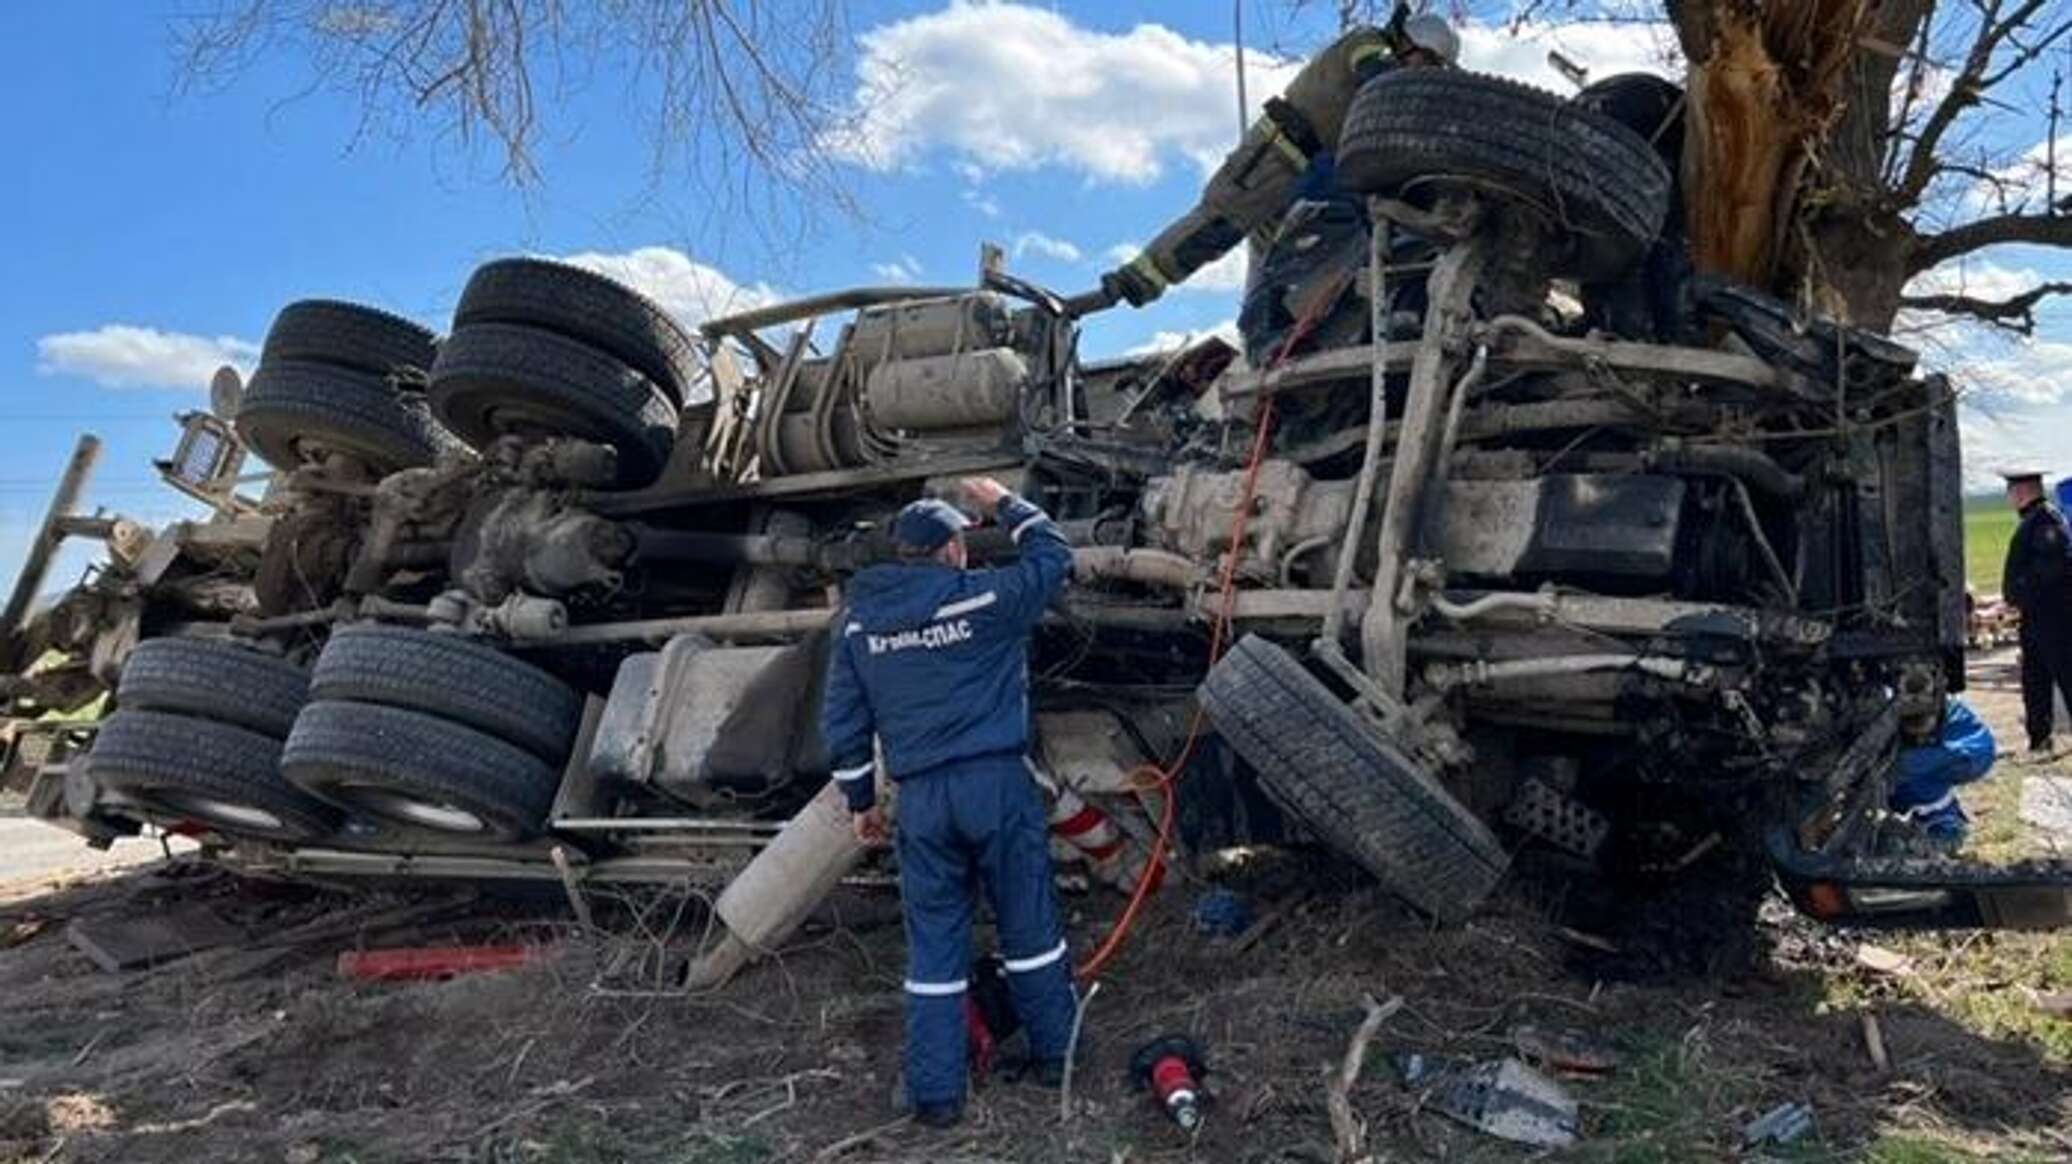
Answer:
[
  {"left": 830, "top": 2, "right": 1297, "bottom": 185},
  {"left": 1964, "top": 133, "right": 2072, "bottom": 212},
  {"left": 35, "top": 325, "right": 259, "bottom": 390},
  {"left": 1959, "top": 399, "right": 2072, "bottom": 488},
  {"left": 962, "top": 188, "right": 1003, "bottom": 219},
  {"left": 559, "top": 246, "right": 777, "bottom": 331},
  {"left": 827, "top": 5, "right": 1688, "bottom": 189},
  {"left": 1013, "top": 231, "right": 1085, "bottom": 263},
  {"left": 1125, "top": 321, "right": 1242, "bottom": 356},
  {"left": 1456, "top": 18, "right": 1679, "bottom": 92},
  {"left": 1904, "top": 259, "right": 2044, "bottom": 305},
  {"left": 871, "top": 254, "right": 925, "bottom": 283},
  {"left": 1900, "top": 260, "right": 2072, "bottom": 409},
  {"left": 1106, "top": 240, "right": 1247, "bottom": 292}
]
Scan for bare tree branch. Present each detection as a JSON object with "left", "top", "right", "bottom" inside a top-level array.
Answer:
[
  {"left": 169, "top": 0, "right": 863, "bottom": 247},
  {"left": 1897, "top": 0, "right": 2051, "bottom": 204},
  {"left": 1913, "top": 209, "right": 2072, "bottom": 266},
  {"left": 1899, "top": 279, "right": 2072, "bottom": 332}
]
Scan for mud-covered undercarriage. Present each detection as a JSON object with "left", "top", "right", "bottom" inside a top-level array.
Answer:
[{"left": 5, "top": 69, "right": 2066, "bottom": 963}]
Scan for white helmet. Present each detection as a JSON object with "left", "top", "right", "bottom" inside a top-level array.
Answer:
[{"left": 1402, "top": 13, "right": 1461, "bottom": 66}]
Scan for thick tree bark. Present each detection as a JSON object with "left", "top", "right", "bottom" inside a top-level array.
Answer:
[{"left": 1672, "top": 0, "right": 1921, "bottom": 329}]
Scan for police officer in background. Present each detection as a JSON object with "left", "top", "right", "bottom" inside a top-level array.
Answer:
[
  {"left": 2001, "top": 468, "right": 2072, "bottom": 755},
  {"left": 821, "top": 477, "right": 1077, "bottom": 1128},
  {"left": 1094, "top": 11, "right": 1460, "bottom": 310}
]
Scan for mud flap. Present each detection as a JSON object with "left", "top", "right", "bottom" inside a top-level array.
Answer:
[{"left": 1767, "top": 827, "right": 2072, "bottom": 930}]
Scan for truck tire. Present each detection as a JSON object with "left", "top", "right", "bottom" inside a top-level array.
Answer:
[
  {"left": 1197, "top": 634, "right": 1509, "bottom": 923},
  {"left": 429, "top": 321, "right": 677, "bottom": 485},
  {"left": 283, "top": 700, "right": 559, "bottom": 841},
  {"left": 310, "top": 624, "right": 581, "bottom": 762},
  {"left": 90, "top": 709, "right": 339, "bottom": 841},
  {"left": 454, "top": 258, "right": 698, "bottom": 407},
  {"left": 261, "top": 300, "right": 438, "bottom": 378},
  {"left": 237, "top": 359, "right": 454, "bottom": 474},
  {"left": 116, "top": 637, "right": 309, "bottom": 738},
  {"left": 1336, "top": 69, "right": 1671, "bottom": 281}
]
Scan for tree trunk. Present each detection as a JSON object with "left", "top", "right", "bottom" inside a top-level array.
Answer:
[{"left": 1672, "top": 0, "right": 1924, "bottom": 331}]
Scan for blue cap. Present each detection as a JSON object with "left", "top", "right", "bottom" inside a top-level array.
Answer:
[{"left": 891, "top": 498, "right": 971, "bottom": 552}]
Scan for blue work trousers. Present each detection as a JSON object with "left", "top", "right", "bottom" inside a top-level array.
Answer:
[{"left": 896, "top": 754, "right": 1077, "bottom": 1107}]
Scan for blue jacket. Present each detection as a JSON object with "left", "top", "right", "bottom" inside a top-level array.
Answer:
[
  {"left": 1890, "top": 698, "right": 1996, "bottom": 837},
  {"left": 821, "top": 494, "right": 1072, "bottom": 812}
]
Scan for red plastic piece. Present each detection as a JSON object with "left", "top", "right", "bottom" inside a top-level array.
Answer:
[
  {"left": 964, "top": 996, "right": 998, "bottom": 1079},
  {"left": 337, "top": 945, "right": 547, "bottom": 982}
]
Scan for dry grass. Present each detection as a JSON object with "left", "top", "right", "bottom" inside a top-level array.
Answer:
[{"left": 0, "top": 652, "right": 2065, "bottom": 1163}]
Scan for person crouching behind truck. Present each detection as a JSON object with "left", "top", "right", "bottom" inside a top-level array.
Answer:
[
  {"left": 820, "top": 477, "right": 1078, "bottom": 1128},
  {"left": 1887, "top": 693, "right": 1997, "bottom": 855}
]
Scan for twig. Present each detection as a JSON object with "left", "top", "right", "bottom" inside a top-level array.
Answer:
[
  {"left": 1230, "top": 892, "right": 1310, "bottom": 955},
  {"left": 1327, "top": 993, "right": 1402, "bottom": 1162},
  {"left": 69, "top": 1029, "right": 107, "bottom": 1067},
  {"left": 466, "top": 1076, "right": 596, "bottom": 1140},
  {"left": 812, "top": 1115, "right": 911, "bottom": 1161},
  {"left": 1862, "top": 1010, "right": 1891, "bottom": 1072},
  {"left": 1060, "top": 979, "right": 1101, "bottom": 1124}
]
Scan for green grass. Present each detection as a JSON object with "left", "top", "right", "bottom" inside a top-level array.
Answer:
[{"left": 1963, "top": 504, "right": 2017, "bottom": 594}]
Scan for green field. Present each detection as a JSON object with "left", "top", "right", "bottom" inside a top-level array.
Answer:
[{"left": 1965, "top": 499, "right": 2017, "bottom": 593}]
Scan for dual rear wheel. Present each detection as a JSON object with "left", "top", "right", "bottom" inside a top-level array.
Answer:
[{"left": 93, "top": 629, "right": 582, "bottom": 845}]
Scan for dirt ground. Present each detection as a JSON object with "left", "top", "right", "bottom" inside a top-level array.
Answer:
[{"left": 0, "top": 652, "right": 2066, "bottom": 1164}]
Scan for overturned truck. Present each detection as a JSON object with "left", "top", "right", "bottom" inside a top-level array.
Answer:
[{"left": 5, "top": 70, "right": 2067, "bottom": 966}]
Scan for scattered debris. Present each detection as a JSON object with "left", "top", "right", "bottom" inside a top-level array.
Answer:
[
  {"left": 336, "top": 944, "right": 550, "bottom": 982},
  {"left": 1743, "top": 1101, "right": 1815, "bottom": 1148},
  {"left": 2018, "top": 776, "right": 2072, "bottom": 839},
  {"left": 1228, "top": 892, "right": 1309, "bottom": 956},
  {"left": 1326, "top": 993, "right": 1402, "bottom": 1160},
  {"left": 1553, "top": 926, "right": 1620, "bottom": 955},
  {"left": 1861, "top": 1011, "right": 1891, "bottom": 1072},
  {"left": 1855, "top": 943, "right": 1914, "bottom": 976},
  {"left": 1131, "top": 1034, "right": 1209, "bottom": 1132},
  {"left": 1192, "top": 888, "right": 1250, "bottom": 937},
  {"left": 1425, "top": 1058, "right": 1580, "bottom": 1148},
  {"left": 65, "top": 905, "right": 242, "bottom": 972},
  {"left": 1511, "top": 1024, "right": 1619, "bottom": 1077},
  {"left": 2, "top": 917, "right": 47, "bottom": 949}
]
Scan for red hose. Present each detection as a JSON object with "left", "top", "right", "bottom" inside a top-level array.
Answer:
[{"left": 1075, "top": 305, "right": 1331, "bottom": 981}]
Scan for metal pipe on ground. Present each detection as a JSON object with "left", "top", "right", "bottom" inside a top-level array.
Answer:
[{"left": 683, "top": 778, "right": 895, "bottom": 990}]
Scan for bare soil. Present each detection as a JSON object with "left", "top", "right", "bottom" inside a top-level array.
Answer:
[{"left": 0, "top": 653, "right": 2065, "bottom": 1164}]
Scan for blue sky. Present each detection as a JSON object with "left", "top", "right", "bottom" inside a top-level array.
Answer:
[{"left": 4, "top": 1, "right": 2070, "bottom": 591}]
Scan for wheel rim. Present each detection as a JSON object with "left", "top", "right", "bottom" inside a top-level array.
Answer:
[
  {"left": 155, "top": 793, "right": 285, "bottom": 833},
  {"left": 338, "top": 784, "right": 487, "bottom": 833}
]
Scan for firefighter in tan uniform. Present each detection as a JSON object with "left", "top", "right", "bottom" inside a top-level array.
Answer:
[{"left": 1097, "top": 13, "right": 1461, "bottom": 309}]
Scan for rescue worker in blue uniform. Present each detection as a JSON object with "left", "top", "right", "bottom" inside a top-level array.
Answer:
[
  {"left": 821, "top": 477, "right": 1078, "bottom": 1128},
  {"left": 1888, "top": 696, "right": 1997, "bottom": 854}
]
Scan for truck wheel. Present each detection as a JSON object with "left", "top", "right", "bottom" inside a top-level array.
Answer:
[
  {"left": 237, "top": 360, "right": 456, "bottom": 474},
  {"left": 1336, "top": 69, "right": 1671, "bottom": 281},
  {"left": 429, "top": 322, "right": 677, "bottom": 485},
  {"left": 260, "top": 300, "right": 439, "bottom": 378},
  {"left": 310, "top": 624, "right": 582, "bottom": 763},
  {"left": 454, "top": 258, "right": 699, "bottom": 407},
  {"left": 1197, "top": 634, "right": 1509, "bottom": 923},
  {"left": 283, "top": 700, "right": 559, "bottom": 841},
  {"left": 90, "top": 710, "right": 340, "bottom": 841},
  {"left": 117, "top": 637, "right": 310, "bottom": 738}
]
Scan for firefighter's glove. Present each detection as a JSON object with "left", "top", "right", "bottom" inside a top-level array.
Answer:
[{"left": 1101, "top": 264, "right": 1164, "bottom": 308}]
